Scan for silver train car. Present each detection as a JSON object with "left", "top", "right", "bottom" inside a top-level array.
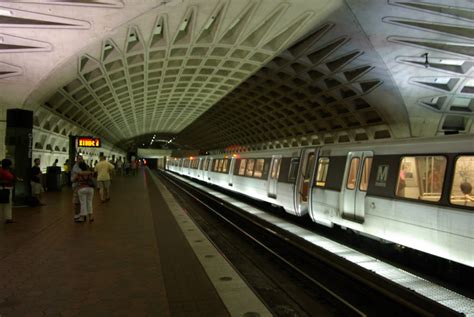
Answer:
[{"left": 167, "top": 135, "right": 474, "bottom": 268}]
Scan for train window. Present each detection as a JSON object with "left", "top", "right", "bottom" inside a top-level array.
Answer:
[
  {"left": 450, "top": 156, "right": 474, "bottom": 208},
  {"left": 288, "top": 158, "right": 299, "bottom": 182},
  {"left": 359, "top": 157, "right": 373, "bottom": 191},
  {"left": 218, "top": 159, "right": 224, "bottom": 172},
  {"left": 213, "top": 159, "right": 219, "bottom": 171},
  {"left": 315, "top": 157, "right": 329, "bottom": 187},
  {"left": 396, "top": 156, "right": 446, "bottom": 202},
  {"left": 253, "top": 159, "right": 265, "bottom": 178},
  {"left": 238, "top": 159, "right": 247, "bottom": 176},
  {"left": 305, "top": 153, "right": 316, "bottom": 179},
  {"left": 271, "top": 158, "right": 281, "bottom": 179},
  {"left": 263, "top": 158, "right": 271, "bottom": 179},
  {"left": 222, "top": 159, "right": 229, "bottom": 173},
  {"left": 346, "top": 157, "right": 360, "bottom": 190},
  {"left": 246, "top": 159, "right": 255, "bottom": 177},
  {"left": 204, "top": 159, "right": 209, "bottom": 171}
]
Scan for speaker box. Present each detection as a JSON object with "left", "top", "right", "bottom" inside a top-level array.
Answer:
[
  {"left": 5, "top": 109, "right": 34, "bottom": 204},
  {"left": 7, "top": 109, "right": 33, "bottom": 129}
]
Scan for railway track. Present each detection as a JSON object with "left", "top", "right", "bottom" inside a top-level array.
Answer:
[{"left": 158, "top": 170, "right": 468, "bottom": 316}]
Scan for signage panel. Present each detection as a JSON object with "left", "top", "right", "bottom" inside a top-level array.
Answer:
[{"left": 77, "top": 137, "right": 101, "bottom": 148}]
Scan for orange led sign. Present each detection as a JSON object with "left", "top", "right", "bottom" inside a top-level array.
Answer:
[{"left": 77, "top": 137, "right": 101, "bottom": 148}]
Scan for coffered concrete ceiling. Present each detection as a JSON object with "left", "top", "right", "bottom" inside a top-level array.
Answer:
[{"left": 0, "top": 0, "right": 472, "bottom": 151}]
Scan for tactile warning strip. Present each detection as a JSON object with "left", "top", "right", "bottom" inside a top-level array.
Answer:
[{"left": 149, "top": 171, "right": 272, "bottom": 317}]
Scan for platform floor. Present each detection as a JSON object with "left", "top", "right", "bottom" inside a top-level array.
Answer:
[{"left": 0, "top": 168, "right": 268, "bottom": 316}]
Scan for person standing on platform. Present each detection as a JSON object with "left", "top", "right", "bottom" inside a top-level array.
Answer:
[
  {"left": 115, "top": 158, "right": 123, "bottom": 176},
  {"left": 0, "top": 159, "right": 23, "bottom": 223},
  {"left": 131, "top": 159, "right": 137, "bottom": 176},
  {"left": 71, "top": 154, "right": 84, "bottom": 221},
  {"left": 95, "top": 155, "right": 114, "bottom": 203},
  {"left": 74, "top": 162, "right": 95, "bottom": 223},
  {"left": 63, "top": 159, "right": 71, "bottom": 186},
  {"left": 31, "top": 158, "right": 45, "bottom": 206},
  {"left": 124, "top": 160, "right": 130, "bottom": 176}
]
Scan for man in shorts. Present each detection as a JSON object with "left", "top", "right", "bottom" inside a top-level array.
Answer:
[{"left": 95, "top": 155, "right": 114, "bottom": 203}]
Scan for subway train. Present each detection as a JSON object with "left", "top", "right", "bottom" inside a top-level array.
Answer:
[{"left": 167, "top": 134, "right": 474, "bottom": 268}]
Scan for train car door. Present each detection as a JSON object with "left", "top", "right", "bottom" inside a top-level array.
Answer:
[
  {"left": 267, "top": 155, "right": 282, "bottom": 198},
  {"left": 187, "top": 159, "right": 191, "bottom": 176},
  {"left": 197, "top": 158, "right": 203, "bottom": 179},
  {"left": 205, "top": 158, "right": 214, "bottom": 181},
  {"left": 228, "top": 157, "right": 236, "bottom": 186},
  {"left": 202, "top": 158, "right": 207, "bottom": 179},
  {"left": 341, "top": 151, "right": 373, "bottom": 223},
  {"left": 294, "top": 149, "right": 316, "bottom": 215}
]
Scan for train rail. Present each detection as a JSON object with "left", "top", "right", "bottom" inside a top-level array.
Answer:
[{"left": 159, "top": 170, "right": 472, "bottom": 316}]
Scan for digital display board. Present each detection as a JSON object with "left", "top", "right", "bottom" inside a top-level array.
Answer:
[{"left": 77, "top": 137, "right": 101, "bottom": 148}]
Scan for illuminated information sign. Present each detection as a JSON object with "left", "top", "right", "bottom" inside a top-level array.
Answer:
[{"left": 77, "top": 137, "right": 101, "bottom": 148}]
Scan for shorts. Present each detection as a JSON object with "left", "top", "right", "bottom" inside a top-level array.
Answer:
[
  {"left": 31, "top": 181, "right": 43, "bottom": 195},
  {"left": 97, "top": 180, "right": 110, "bottom": 190}
]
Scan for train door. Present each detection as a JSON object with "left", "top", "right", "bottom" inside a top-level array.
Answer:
[
  {"left": 197, "top": 158, "right": 203, "bottom": 178},
  {"left": 341, "top": 151, "right": 373, "bottom": 223},
  {"left": 267, "top": 155, "right": 282, "bottom": 198},
  {"left": 294, "top": 149, "right": 316, "bottom": 215},
  {"left": 205, "top": 158, "right": 212, "bottom": 181},
  {"left": 228, "top": 157, "right": 236, "bottom": 186},
  {"left": 202, "top": 158, "right": 207, "bottom": 180}
]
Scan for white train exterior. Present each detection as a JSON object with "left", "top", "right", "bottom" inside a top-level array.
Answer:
[{"left": 166, "top": 134, "right": 474, "bottom": 268}]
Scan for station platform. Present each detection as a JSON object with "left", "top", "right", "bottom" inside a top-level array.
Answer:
[{"left": 0, "top": 168, "right": 270, "bottom": 316}]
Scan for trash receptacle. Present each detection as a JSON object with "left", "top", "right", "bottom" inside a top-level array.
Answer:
[{"left": 46, "top": 166, "right": 61, "bottom": 191}]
